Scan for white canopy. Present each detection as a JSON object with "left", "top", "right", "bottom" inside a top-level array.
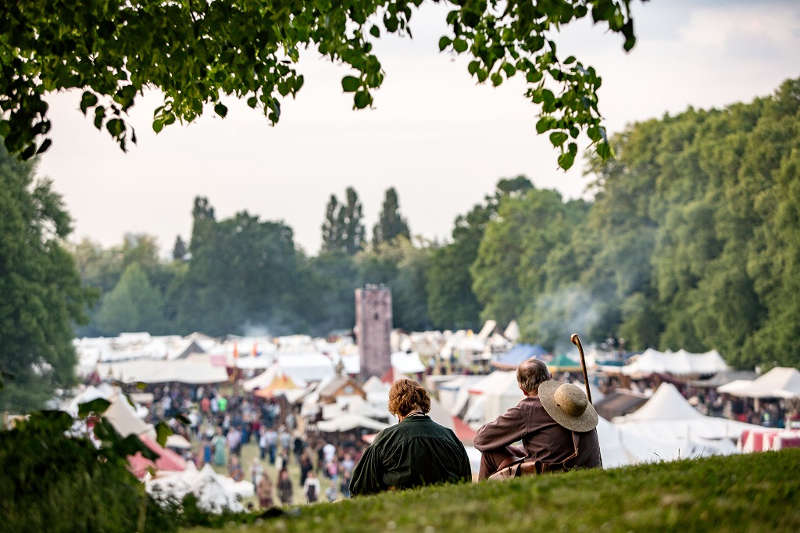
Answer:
[
  {"left": 718, "top": 367, "right": 800, "bottom": 399},
  {"left": 98, "top": 356, "right": 228, "bottom": 384},
  {"left": 615, "top": 383, "right": 759, "bottom": 442},
  {"left": 316, "top": 414, "right": 389, "bottom": 432},
  {"left": 621, "top": 348, "right": 729, "bottom": 376},
  {"left": 391, "top": 351, "right": 426, "bottom": 374}
]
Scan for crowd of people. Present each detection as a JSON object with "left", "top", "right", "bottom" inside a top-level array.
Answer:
[{"left": 139, "top": 383, "right": 368, "bottom": 508}]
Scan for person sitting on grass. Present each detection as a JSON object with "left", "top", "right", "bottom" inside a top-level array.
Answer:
[
  {"left": 474, "top": 358, "right": 602, "bottom": 480},
  {"left": 349, "top": 378, "right": 471, "bottom": 496}
]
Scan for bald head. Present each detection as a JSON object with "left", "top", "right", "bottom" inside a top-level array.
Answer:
[{"left": 517, "top": 358, "right": 551, "bottom": 395}]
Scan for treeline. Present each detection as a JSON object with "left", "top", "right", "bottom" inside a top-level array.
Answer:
[{"left": 74, "top": 78, "right": 800, "bottom": 369}]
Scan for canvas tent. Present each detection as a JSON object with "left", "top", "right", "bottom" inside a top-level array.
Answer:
[
  {"left": 317, "top": 414, "right": 389, "bottom": 432},
  {"left": 621, "top": 348, "right": 729, "bottom": 376},
  {"left": 717, "top": 367, "right": 800, "bottom": 399},
  {"left": 492, "top": 344, "right": 547, "bottom": 369},
  {"left": 614, "top": 383, "right": 759, "bottom": 444},
  {"left": 98, "top": 356, "right": 228, "bottom": 384},
  {"left": 391, "top": 351, "right": 426, "bottom": 375}
]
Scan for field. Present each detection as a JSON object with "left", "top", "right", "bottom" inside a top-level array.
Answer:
[{"left": 187, "top": 448, "right": 800, "bottom": 533}]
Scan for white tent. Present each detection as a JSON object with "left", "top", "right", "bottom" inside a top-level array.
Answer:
[
  {"left": 718, "top": 367, "right": 800, "bottom": 399},
  {"left": 621, "top": 348, "right": 729, "bottom": 376},
  {"left": 276, "top": 353, "right": 335, "bottom": 382},
  {"left": 98, "top": 356, "right": 228, "bottom": 384},
  {"left": 317, "top": 414, "right": 389, "bottom": 432},
  {"left": 104, "top": 393, "right": 154, "bottom": 438},
  {"left": 504, "top": 321, "right": 521, "bottom": 343},
  {"left": 427, "top": 398, "right": 456, "bottom": 431},
  {"left": 615, "top": 383, "right": 759, "bottom": 444},
  {"left": 391, "top": 351, "right": 426, "bottom": 374},
  {"left": 467, "top": 371, "right": 521, "bottom": 423}
]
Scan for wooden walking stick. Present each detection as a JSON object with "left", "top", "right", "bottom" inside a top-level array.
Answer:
[{"left": 570, "top": 333, "right": 592, "bottom": 404}]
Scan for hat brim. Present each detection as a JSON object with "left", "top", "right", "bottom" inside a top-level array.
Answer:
[{"left": 538, "top": 380, "right": 598, "bottom": 433}]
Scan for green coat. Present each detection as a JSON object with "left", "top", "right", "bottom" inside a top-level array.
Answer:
[{"left": 350, "top": 415, "right": 472, "bottom": 496}]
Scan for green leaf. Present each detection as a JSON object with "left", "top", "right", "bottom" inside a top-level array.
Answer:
[
  {"left": 370, "top": 25, "right": 380, "bottom": 38},
  {"left": 80, "top": 91, "right": 98, "bottom": 115},
  {"left": 36, "top": 138, "right": 52, "bottom": 154},
  {"left": 587, "top": 126, "right": 602, "bottom": 142},
  {"left": 453, "top": 38, "right": 468, "bottom": 53},
  {"left": 558, "top": 150, "right": 576, "bottom": 170},
  {"left": 214, "top": 103, "right": 228, "bottom": 118},
  {"left": 526, "top": 70, "right": 543, "bottom": 83},
  {"left": 491, "top": 72, "right": 503, "bottom": 86},
  {"left": 78, "top": 398, "right": 111, "bottom": 418},
  {"left": 152, "top": 119, "right": 164, "bottom": 133},
  {"left": 502, "top": 63, "right": 516, "bottom": 77},
  {"left": 106, "top": 118, "right": 125, "bottom": 136},
  {"left": 438, "top": 36, "right": 451, "bottom": 51},
  {"left": 536, "top": 116, "right": 553, "bottom": 134},
  {"left": 549, "top": 131, "right": 568, "bottom": 146},
  {"left": 468, "top": 60, "right": 480, "bottom": 75},
  {"left": 341, "top": 76, "right": 360, "bottom": 92},
  {"left": 564, "top": 56, "right": 576, "bottom": 65},
  {"left": 354, "top": 90, "right": 371, "bottom": 109},
  {"left": 155, "top": 421, "right": 172, "bottom": 447}
]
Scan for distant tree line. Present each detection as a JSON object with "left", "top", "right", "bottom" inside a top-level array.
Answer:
[{"left": 73, "top": 79, "right": 800, "bottom": 370}]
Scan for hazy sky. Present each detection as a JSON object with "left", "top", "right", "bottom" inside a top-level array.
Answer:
[{"left": 39, "top": 0, "right": 800, "bottom": 255}]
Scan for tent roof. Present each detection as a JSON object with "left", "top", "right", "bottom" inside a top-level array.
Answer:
[
  {"left": 105, "top": 393, "right": 153, "bottom": 437},
  {"left": 129, "top": 436, "right": 186, "bottom": 478},
  {"left": 468, "top": 371, "right": 517, "bottom": 395},
  {"left": 548, "top": 353, "right": 581, "bottom": 370},
  {"left": 493, "top": 344, "right": 547, "bottom": 367},
  {"left": 621, "top": 383, "right": 704, "bottom": 421},
  {"left": 391, "top": 352, "right": 426, "bottom": 374},
  {"left": 594, "top": 390, "right": 649, "bottom": 420},
  {"left": 718, "top": 367, "right": 800, "bottom": 398},
  {"left": 316, "top": 414, "right": 389, "bottom": 433},
  {"left": 621, "top": 349, "right": 729, "bottom": 376}
]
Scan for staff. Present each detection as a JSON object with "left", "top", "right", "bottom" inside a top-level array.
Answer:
[{"left": 570, "top": 333, "right": 592, "bottom": 404}]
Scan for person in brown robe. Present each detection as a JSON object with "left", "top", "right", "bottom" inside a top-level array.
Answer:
[
  {"left": 474, "top": 358, "right": 602, "bottom": 480},
  {"left": 257, "top": 472, "right": 274, "bottom": 508}
]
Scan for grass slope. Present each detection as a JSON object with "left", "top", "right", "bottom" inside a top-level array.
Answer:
[{"left": 189, "top": 449, "right": 800, "bottom": 533}]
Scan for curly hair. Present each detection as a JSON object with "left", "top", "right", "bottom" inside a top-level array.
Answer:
[{"left": 388, "top": 378, "right": 431, "bottom": 417}]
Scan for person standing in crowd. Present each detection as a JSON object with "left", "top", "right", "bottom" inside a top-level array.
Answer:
[
  {"left": 322, "top": 441, "right": 336, "bottom": 470},
  {"left": 257, "top": 471, "right": 274, "bottom": 509},
  {"left": 278, "top": 426, "right": 291, "bottom": 460},
  {"left": 201, "top": 394, "right": 210, "bottom": 416},
  {"left": 277, "top": 468, "right": 293, "bottom": 506},
  {"left": 299, "top": 450, "right": 314, "bottom": 487},
  {"left": 265, "top": 426, "right": 278, "bottom": 465},
  {"left": 250, "top": 459, "right": 264, "bottom": 487},
  {"left": 228, "top": 454, "right": 244, "bottom": 481},
  {"left": 212, "top": 427, "right": 227, "bottom": 466},
  {"left": 340, "top": 471, "right": 351, "bottom": 499},
  {"left": 202, "top": 435, "right": 212, "bottom": 465},
  {"left": 258, "top": 426, "right": 268, "bottom": 460},
  {"left": 350, "top": 378, "right": 472, "bottom": 496},
  {"left": 226, "top": 425, "right": 242, "bottom": 456},
  {"left": 303, "top": 470, "right": 321, "bottom": 504},
  {"left": 293, "top": 433, "right": 305, "bottom": 462},
  {"left": 325, "top": 484, "right": 337, "bottom": 502},
  {"left": 218, "top": 394, "right": 228, "bottom": 413}
]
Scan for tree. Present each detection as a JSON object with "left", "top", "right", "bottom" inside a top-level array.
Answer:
[
  {"left": 321, "top": 195, "right": 344, "bottom": 253},
  {"left": 1, "top": 1, "right": 639, "bottom": 167},
  {"left": 426, "top": 176, "right": 532, "bottom": 330},
  {"left": 373, "top": 187, "right": 410, "bottom": 245},
  {"left": 0, "top": 141, "right": 95, "bottom": 411},
  {"left": 95, "top": 263, "right": 166, "bottom": 335},
  {"left": 341, "top": 187, "right": 366, "bottom": 255},
  {"left": 172, "top": 235, "right": 187, "bottom": 261}
]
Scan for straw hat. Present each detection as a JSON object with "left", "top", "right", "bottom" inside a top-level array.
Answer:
[{"left": 538, "top": 381, "right": 598, "bottom": 432}]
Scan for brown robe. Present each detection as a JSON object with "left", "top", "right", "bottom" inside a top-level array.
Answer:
[{"left": 474, "top": 395, "right": 602, "bottom": 479}]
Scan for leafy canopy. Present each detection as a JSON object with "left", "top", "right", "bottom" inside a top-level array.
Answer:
[{"left": 1, "top": 0, "right": 640, "bottom": 167}]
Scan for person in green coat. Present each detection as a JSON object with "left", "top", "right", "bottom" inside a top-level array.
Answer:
[
  {"left": 350, "top": 378, "right": 472, "bottom": 496},
  {"left": 212, "top": 427, "right": 227, "bottom": 466}
]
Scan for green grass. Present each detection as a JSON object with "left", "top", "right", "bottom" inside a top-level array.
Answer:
[{"left": 185, "top": 448, "right": 800, "bottom": 533}]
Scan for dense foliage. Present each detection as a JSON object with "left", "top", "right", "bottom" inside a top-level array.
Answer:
[
  {"left": 0, "top": 141, "right": 95, "bottom": 411},
  {"left": 0, "top": 406, "right": 177, "bottom": 533},
  {"left": 471, "top": 79, "right": 800, "bottom": 367},
  {"left": 0, "top": 0, "right": 641, "bottom": 166}
]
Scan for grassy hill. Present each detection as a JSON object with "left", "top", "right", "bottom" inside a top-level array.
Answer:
[{"left": 187, "top": 449, "right": 800, "bottom": 533}]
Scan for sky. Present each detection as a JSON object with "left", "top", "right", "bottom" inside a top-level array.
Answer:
[{"left": 38, "top": 0, "right": 800, "bottom": 255}]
